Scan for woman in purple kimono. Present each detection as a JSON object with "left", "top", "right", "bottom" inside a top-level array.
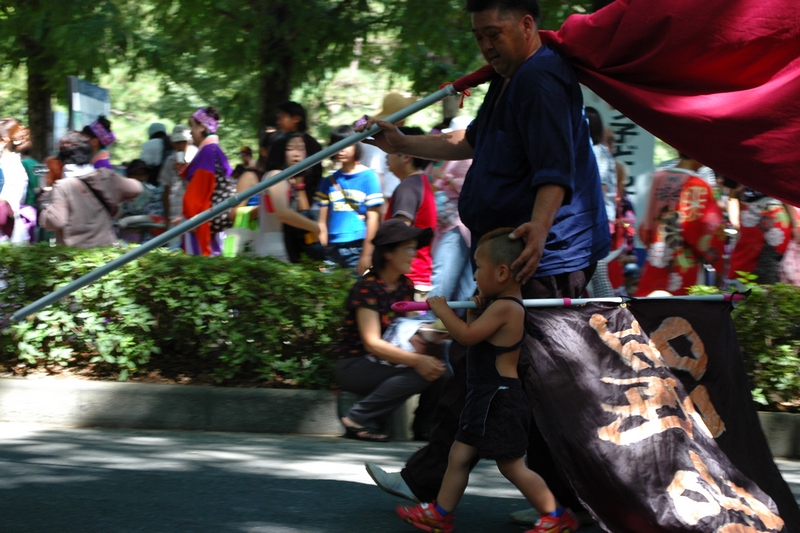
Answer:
[{"left": 81, "top": 116, "right": 116, "bottom": 170}]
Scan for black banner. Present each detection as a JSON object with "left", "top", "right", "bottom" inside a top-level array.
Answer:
[
  {"left": 629, "top": 299, "right": 800, "bottom": 531},
  {"left": 524, "top": 302, "right": 796, "bottom": 532}
]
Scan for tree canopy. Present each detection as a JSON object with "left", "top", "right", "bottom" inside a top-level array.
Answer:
[
  {"left": 0, "top": 0, "right": 595, "bottom": 159},
  {"left": 0, "top": 0, "right": 136, "bottom": 158}
]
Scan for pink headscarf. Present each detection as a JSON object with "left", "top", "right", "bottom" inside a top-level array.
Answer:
[{"left": 192, "top": 108, "right": 219, "bottom": 134}]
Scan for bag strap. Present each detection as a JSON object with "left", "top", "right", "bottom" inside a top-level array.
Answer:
[
  {"left": 79, "top": 178, "right": 116, "bottom": 217},
  {"left": 332, "top": 176, "right": 363, "bottom": 213}
]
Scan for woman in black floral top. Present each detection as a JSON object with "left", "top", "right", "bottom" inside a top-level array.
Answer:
[{"left": 337, "top": 219, "right": 446, "bottom": 441}]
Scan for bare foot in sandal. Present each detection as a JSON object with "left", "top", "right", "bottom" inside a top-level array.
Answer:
[{"left": 341, "top": 417, "right": 389, "bottom": 442}]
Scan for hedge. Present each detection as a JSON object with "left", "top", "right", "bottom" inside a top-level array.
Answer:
[
  {"left": 689, "top": 282, "right": 800, "bottom": 410},
  {"left": 0, "top": 244, "right": 353, "bottom": 388},
  {"left": 2, "top": 245, "right": 799, "bottom": 410}
]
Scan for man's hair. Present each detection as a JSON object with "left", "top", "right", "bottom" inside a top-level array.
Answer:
[
  {"left": 466, "top": 0, "right": 541, "bottom": 23},
  {"left": 276, "top": 101, "right": 308, "bottom": 132},
  {"left": 476, "top": 227, "right": 525, "bottom": 275},
  {"left": 397, "top": 126, "right": 431, "bottom": 170},
  {"left": 329, "top": 125, "right": 362, "bottom": 162},
  {"left": 58, "top": 131, "right": 94, "bottom": 165}
]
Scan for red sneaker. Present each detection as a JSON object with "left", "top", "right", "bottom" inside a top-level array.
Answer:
[
  {"left": 396, "top": 501, "right": 454, "bottom": 533},
  {"left": 525, "top": 507, "right": 579, "bottom": 533}
]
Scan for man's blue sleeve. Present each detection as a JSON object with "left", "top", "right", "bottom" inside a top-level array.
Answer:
[{"left": 515, "top": 68, "right": 576, "bottom": 203}]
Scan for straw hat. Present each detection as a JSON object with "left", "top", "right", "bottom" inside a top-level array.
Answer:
[{"left": 374, "top": 92, "right": 418, "bottom": 120}]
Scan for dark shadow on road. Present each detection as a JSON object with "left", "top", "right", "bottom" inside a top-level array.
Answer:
[{"left": 0, "top": 426, "right": 592, "bottom": 533}]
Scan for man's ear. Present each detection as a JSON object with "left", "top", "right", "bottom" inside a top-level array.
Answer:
[{"left": 521, "top": 13, "right": 536, "bottom": 35}]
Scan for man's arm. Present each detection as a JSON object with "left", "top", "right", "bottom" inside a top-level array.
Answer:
[
  {"left": 359, "top": 120, "right": 473, "bottom": 161},
  {"left": 506, "top": 69, "right": 577, "bottom": 284},
  {"left": 510, "top": 183, "right": 566, "bottom": 284}
]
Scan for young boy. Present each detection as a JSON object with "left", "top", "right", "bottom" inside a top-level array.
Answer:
[{"left": 396, "top": 227, "right": 579, "bottom": 533}]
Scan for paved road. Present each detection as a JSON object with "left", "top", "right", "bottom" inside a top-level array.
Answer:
[{"left": 1, "top": 423, "right": 798, "bottom": 533}]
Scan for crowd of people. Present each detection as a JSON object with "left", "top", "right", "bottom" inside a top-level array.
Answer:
[
  {"left": 2, "top": 0, "right": 800, "bottom": 530},
  {"left": 1, "top": 101, "right": 796, "bottom": 295}
]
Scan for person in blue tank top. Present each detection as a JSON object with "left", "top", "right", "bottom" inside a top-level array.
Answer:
[{"left": 397, "top": 227, "right": 578, "bottom": 533}]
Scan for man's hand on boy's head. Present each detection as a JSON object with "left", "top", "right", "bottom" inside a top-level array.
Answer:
[{"left": 509, "top": 222, "right": 547, "bottom": 284}]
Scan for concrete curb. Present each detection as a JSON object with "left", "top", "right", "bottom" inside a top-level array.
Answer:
[
  {"left": 0, "top": 377, "right": 343, "bottom": 436},
  {"left": 1, "top": 377, "right": 797, "bottom": 457}
]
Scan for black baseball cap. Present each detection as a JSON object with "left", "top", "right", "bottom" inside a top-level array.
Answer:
[{"left": 372, "top": 218, "right": 433, "bottom": 248}]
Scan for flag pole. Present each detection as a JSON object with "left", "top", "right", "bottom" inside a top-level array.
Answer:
[
  {"left": 11, "top": 85, "right": 460, "bottom": 323},
  {"left": 391, "top": 294, "right": 746, "bottom": 312}
]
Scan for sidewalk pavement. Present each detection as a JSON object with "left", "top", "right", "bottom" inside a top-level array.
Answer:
[
  {"left": 1, "top": 423, "right": 799, "bottom": 533},
  {"left": 0, "top": 423, "right": 585, "bottom": 533}
]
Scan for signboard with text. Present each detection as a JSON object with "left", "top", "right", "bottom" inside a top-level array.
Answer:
[{"left": 582, "top": 86, "right": 655, "bottom": 194}]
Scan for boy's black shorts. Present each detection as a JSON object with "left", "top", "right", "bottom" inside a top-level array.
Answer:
[{"left": 455, "top": 387, "right": 530, "bottom": 461}]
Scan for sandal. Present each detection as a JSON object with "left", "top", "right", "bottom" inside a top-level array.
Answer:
[{"left": 343, "top": 424, "right": 390, "bottom": 442}]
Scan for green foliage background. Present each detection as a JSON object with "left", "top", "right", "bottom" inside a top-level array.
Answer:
[
  {"left": 3, "top": 246, "right": 800, "bottom": 410},
  {"left": 1, "top": 245, "right": 352, "bottom": 389},
  {"left": 689, "top": 283, "right": 800, "bottom": 410},
  {"left": 0, "top": 0, "right": 594, "bottom": 163}
]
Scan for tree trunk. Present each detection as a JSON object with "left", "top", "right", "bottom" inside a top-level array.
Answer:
[
  {"left": 26, "top": 59, "right": 53, "bottom": 161},
  {"left": 257, "top": 52, "right": 292, "bottom": 135},
  {"left": 256, "top": 2, "right": 293, "bottom": 135}
]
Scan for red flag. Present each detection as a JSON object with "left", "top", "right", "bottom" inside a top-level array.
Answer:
[{"left": 540, "top": 0, "right": 800, "bottom": 206}]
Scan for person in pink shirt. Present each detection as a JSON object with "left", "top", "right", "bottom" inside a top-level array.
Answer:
[{"left": 428, "top": 116, "right": 476, "bottom": 305}]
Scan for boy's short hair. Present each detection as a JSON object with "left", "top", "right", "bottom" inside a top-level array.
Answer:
[{"left": 476, "top": 227, "right": 525, "bottom": 275}]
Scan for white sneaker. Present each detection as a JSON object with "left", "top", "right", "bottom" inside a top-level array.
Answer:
[{"left": 364, "top": 463, "right": 419, "bottom": 503}]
